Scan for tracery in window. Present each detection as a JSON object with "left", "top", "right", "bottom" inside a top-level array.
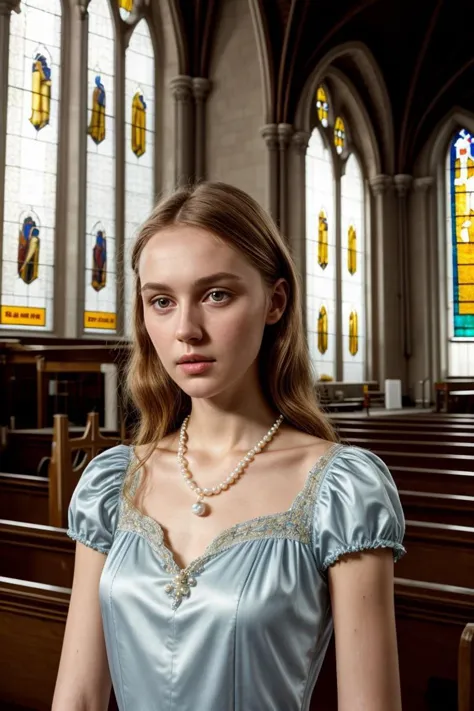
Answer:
[
  {"left": 334, "top": 116, "right": 345, "bottom": 155},
  {"left": 316, "top": 85, "right": 329, "bottom": 128},
  {"left": 305, "top": 88, "right": 366, "bottom": 382},
  {"left": 1, "top": 0, "right": 62, "bottom": 331},
  {"left": 119, "top": 0, "right": 133, "bottom": 21}
]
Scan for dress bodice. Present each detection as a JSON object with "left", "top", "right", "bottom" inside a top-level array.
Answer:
[{"left": 68, "top": 443, "right": 405, "bottom": 711}]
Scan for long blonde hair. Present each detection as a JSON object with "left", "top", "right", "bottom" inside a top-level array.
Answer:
[{"left": 124, "top": 181, "right": 336, "bottom": 487}]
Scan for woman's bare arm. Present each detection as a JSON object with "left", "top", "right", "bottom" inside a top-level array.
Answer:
[
  {"left": 329, "top": 548, "right": 402, "bottom": 711},
  {"left": 52, "top": 542, "right": 112, "bottom": 711}
]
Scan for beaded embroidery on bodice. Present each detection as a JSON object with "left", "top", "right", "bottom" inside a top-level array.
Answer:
[{"left": 116, "top": 443, "right": 342, "bottom": 609}]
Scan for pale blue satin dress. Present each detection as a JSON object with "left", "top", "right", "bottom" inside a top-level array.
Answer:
[{"left": 67, "top": 443, "right": 406, "bottom": 711}]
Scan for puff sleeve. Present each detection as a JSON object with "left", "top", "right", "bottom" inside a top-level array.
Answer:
[
  {"left": 314, "top": 446, "right": 406, "bottom": 572},
  {"left": 67, "top": 444, "right": 131, "bottom": 554}
]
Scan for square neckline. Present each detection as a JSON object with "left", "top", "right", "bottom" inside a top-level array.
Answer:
[{"left": 119, "top": 441, "right": 342, "bottom": 575}]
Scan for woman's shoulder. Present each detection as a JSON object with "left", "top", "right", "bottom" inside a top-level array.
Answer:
[{"left": 67, "top": 444, "right": 132, "bottom": 554}]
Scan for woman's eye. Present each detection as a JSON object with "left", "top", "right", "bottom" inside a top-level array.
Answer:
[
  {"left": 207, "top": 290, "right": 230, "bottom": 303},
  {"left": 152, "top": 297, "right": 172, "bottom": 309}
]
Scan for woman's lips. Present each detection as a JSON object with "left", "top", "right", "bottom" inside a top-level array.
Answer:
[{"left": 178, "top": 361, "right": 214, "bottom": 375}]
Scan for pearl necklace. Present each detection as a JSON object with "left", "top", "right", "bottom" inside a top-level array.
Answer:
[{"left": 177, "top": 414, "right": 284, "bottom": 516}]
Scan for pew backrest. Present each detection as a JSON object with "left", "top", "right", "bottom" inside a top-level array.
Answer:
[{"left": 49, "top": 412, "right": 120, "bottom": 528}]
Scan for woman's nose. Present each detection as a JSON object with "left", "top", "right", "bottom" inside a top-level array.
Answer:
[{"left": 175, "top": 305, "right": 203, "bottom": 342}]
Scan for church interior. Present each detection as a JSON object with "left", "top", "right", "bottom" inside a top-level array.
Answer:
[{"left": 0, "top": 0, "right": 473, "bottom": 709}]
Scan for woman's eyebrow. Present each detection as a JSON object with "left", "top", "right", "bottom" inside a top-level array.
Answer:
[{"left": 141, "top": 272, "right": 243, "bottom": 292}]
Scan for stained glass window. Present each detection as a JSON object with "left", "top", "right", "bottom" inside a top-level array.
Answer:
[
  {"left": 445, "top": 128, "right": 474, "bottom": 375},
  {"left": 1, "top": 0, "right": 62, "bottom": 331},
  {"left": 306, "top": 129, "right": 336, "bottom": 380},
  {"left": 124, "top": 20, "right": 155, "bottom": 335},
  {"left": 334, "top": 116, "right": 345, "bottom": 155},
  {"left": 316, "top": 85, "right": 329, "bottom": 128},
  {"left": 341, "top": 154, "right": 365, "bottom": 380},
  {"left": 119, "top": 0, "right": 133, "bottom": 21},
  {"left": 84, "top": 0, "right": 116, "bottom": 334}
]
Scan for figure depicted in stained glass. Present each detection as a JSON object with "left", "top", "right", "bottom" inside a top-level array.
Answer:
[
  {"left": 316, "top": 86, "right": 329, "bottom": 128},
  {"left": 349, "top": 310, "right": 358, "bottom": 356},
  {"left": 88, "top": 75, "right": 106, "bottom": 145},
  {"left": 92, "top": 228, "right": 107, "bottom": 291},
  {"left": 318, "top": 210, "right": 328, "bottom": 270},
  {"left": 317, "top": 306, "right": 328, "bottom": 355},
  {"left": 18, "top": 216, "right": 40, "bottom": 284},
  {"left": 29, "top": 53, "right": 51, "bottom": 131},
  {"left": 119, "top": 0, "right": 133, "bottom": 20},
  {"left": 334, "top": 117, "right": 345, "bottom": 155},
  {"left": 450, "top": 129, "right": 474, "bottom": 335},
  {"left": 132, "top": 91, "right": 147, "bottom": 157},
  {"left": 348, "top": 225, "right": 357, "bottom": 275}
]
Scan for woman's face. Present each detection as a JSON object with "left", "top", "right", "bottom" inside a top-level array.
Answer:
[{"left": 138, "top": 225, "right": 286, "bottom": 401}]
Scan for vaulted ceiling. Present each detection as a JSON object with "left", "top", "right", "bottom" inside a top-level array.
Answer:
[{"left": 168, "top": 0, "right": 474, "bottom": 173}]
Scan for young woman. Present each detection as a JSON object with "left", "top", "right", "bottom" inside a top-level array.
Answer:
[{"left": 53, "top": 181, "right": 405, "bottom": 711}]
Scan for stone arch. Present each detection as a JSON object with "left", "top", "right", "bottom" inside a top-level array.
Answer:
[
  {"left": 294, "top": 41, "right": 393, "bottom": 176},
  {"left": 416, "top": 106, "right": 474, "bottom": 178}
]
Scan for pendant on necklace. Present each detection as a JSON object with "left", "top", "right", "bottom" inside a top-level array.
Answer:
[{"left": 191, "top": 501, "right": 207, "bottom": 517}]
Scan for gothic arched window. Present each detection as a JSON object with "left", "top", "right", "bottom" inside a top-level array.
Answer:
[
  {"left": 305, "top": 83, "right": 366, "bottom": 382},
  {"left": 124, "top": 19, "right": 155, "bottom": 335},
  {"left": 84, "top": 0, "right": 117, "bottom": 334},
  {"left": 445, "top": 128, "right": 474, "bottom": 374},
  {"left": 306, "top": 124, "right": 336, "bottom": 380},
  {"left": 1, "top": 0, "right": 62, "bottom": 331}
]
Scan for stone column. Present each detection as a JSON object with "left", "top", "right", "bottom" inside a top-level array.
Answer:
[
  {"left": 260, "top": 124, "right": 279, "bottom": 221},
  {"left": 192, "top": 77, "right": 211, "bottom": 182},
  {"left": 369, "top": 174, "right": 393, "bottom": 387},
  {"left": 0, "top": 0, "right": 20, "bottom": 301},
  {"left": 394, "top": 173, "right": 413, "bottom": 389},
  {"left": 288, "top": 131, "right": 310, "bottom": 314},
  {"left": 170, "top": 75, "right": 194, "bottom": 188},
  {"left": 100, "top": 363, "right": 118, "bottom": 430},
  {"left": 414, "top": 176, "right": 435, "bottom": 402},
  {"left": 277, "top": 123, "right": 293, "bottom": 238},
  {"left": 62, "top": 0, "right": 89, "bottom": 336}
]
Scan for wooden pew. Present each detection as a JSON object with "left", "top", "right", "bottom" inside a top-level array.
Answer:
[
  {"left": 400, "top": 490, "right": 474, "bottom": 528},
  {"left": 1, "top": 573, "right": 471, "bottom": 711},
  {"left": 336, "top": 426, "right": 474, "bottom": 443},
  {"left": 373, "top": 449, "right": 474, "bottom": 472},
  {"left": 398, "top": 521, "right": 474, "bottom": 589},
  {"left": 392, "top": 466, "right": 474, "bottom": 497},
  {"left": 346, "top": 437, "right": 474, "bottom": 457},
  {"left": 0, "top": 413, "right": 120, "bottom": 528},
  {"left": 0, "top": 576, "right": 118, "bottom": 711},
  {"left": 0, "top": 520, "right": 75, "bottom": 588},
  {"left": 459, "top": 622, "right": 474, "bottom": 711},
  {"left": 314, "top": 578, "right": 474, "bottom": 711},
  {"left": 49, "top": 412, "right": 120, "bottom": 528},
  {"left": 0, "top": 472, "right": 48, "bottom": 524}
]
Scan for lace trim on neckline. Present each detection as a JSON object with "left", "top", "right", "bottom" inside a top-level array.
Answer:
[{"left": 117, "top": 442, "right": 342, "bottom": 608}]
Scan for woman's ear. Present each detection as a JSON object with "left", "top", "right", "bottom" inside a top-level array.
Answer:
[{"left": 265, "top": 278, "right": 289, "bottom": 325}]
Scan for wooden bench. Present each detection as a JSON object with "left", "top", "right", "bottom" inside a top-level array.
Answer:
[
  {"left": 398, "top": 521, "right": 474, "bottom": 589},
  {"left": 459, "top": 622, "right": 474, "bottom": 711},
  {"left": 347, "top": 437, "right": 474, "bottom": 457},
  {"left": 391, "top": 467, "right": 474, "bottom": 497},
  {"left": 0, "top": 520, "right": 75, "bottom": 588},
  {"left": 0, "top": 472, "right": 48, "bottom": 524},
  {"left": 48, "top": 412, "right": 120, "bottom": 528},
  {"left": 374, "top": 449, "right": 474, "bottom": 473},
  {"left": 0, "top": 576, "right": 118, "bottom": 711},
  {"left": 336, "top": 426, "right": 474, "bottom": 443},
  {"left": 314, "top": 577, "right": 474, "bottom": 711},
  {"left": 0, "top": 413, "right": 120, "bottom": 528},
  {"left": 400, "top": 490, "right": 474, "bottom": 528}
]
